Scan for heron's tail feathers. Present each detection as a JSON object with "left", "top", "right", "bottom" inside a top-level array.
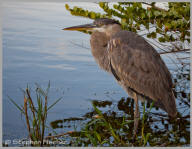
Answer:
[
  {"left": 152, "top": 91, "right": 177, "bottom": 118},
  {"left": 164, "top": 91, "right": 177, "bottom": 118}
]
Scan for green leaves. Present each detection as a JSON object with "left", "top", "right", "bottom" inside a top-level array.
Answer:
[
  {"left": 88, "top": 12, "right": 97, "bottom": 19},
  {"left": 65, "top": 4, "right": 69, "bottom": 10},
  {"left": 147, "top": 32, "right": 156, "bottom": 38},
  {"left": 99, "top": 2, "right": 105, "bottom": 8},
  {"left": 154, "top": 10, "right": 161, "bottom": 17},
  {"left": 158, "top": 37, "right": 166, "bottom": 42},
  {"left": 65, "top": 2, "right": 190, "bottom": 44},
  {"left": 8, "top": 82, "right": 62, "bottom": 146},
  {"left": 92, "top": 104, "right": 122, "bottom": 144}
]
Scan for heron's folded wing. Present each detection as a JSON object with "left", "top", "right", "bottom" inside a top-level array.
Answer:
[{"left": 107, "top": 32, "right": 173, "bottom": 103}]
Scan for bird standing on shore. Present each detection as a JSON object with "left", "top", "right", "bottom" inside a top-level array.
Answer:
[{"left": 63, "top": 18, "right": 177, "bottom": 138}]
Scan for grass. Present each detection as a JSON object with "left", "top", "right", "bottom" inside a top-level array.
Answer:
[
  {"left": 80, "top": 100, "right": 154, "bottom": 146},
  {"left": 5, "top": 65, "right": 190, "bottom": 147},
  {"left": 7, "top": 81, "right": 62, "bottom": 146},
  {"left": 49, "top": 97, "right": 189, "bottom": 147},
  {"left": 140, "top": 101, "right": 153, "bottom": 146},
  {"left": 7, "top": 93, "right": 189, "bottom": 147}
]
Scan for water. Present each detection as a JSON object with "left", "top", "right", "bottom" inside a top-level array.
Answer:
[
  {"left": 2, "top": 2, "right": 128, "bottom": 144},
  {"left": 2, "top": 2, "right": 189, "bottom": 146}
]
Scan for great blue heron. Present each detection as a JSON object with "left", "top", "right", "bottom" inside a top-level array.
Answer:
[{"left": 63, "top": 18, "right": 177, "bottom": 138}]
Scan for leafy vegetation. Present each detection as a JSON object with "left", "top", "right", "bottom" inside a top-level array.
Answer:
[
  {"left": 5, "top": 65, "right": 190, "bottom": 147},
  {"left": 48, "top": 65, "right": 190, "bottom": 146},
  {"left": 65, "top": 2, "right": 190, "bottom": 57},
  {"left": 49, "top": 88, "right": 189, "bottom": 146},
  {"left": 7, "top": 82, "right": 62, "bottom": 146},
  {"left": 42, "top": 2, "right": 191, "bottom": 147},
  {"left": 4, "top": 2, "right": 190, "bottom": 147}
]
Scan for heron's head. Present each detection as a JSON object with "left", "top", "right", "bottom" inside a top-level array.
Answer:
[{"left": 63, "top": 18, "right": 121, "bottom": 36}]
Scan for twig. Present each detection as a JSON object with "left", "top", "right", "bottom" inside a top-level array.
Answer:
[
  {"left": 160, "top": 142, "right": 168, "bottom": 147},
  {"left": 142, "top": 2, "right": 168, "bottom": 12},
  {"left": 144, "top": 38, "right": 168, "bottom": 53},
  {"left": 149, "top": 112, "right": 168, "bottom": 118},
  {"left": 45, "top": 131, "right": 73, "bottom": 140},
  {"left": 181, "top": 114, "right": 190, "bottom": 119},
  {"left": 177, "top": 57, "right": 190, "bottom": 60},
  {"left": 70, "top": 41, "right": 90, "bottom": 50},
  {"left": 159, "top": 49, "right": 190, "bottom": 54},
  {"left": 178, "top": 98, "right": 190, "bottom": 107}
]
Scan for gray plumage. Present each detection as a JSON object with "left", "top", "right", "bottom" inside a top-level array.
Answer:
[
  {"left": 63, "top": 18, "right": 177, "bottom": 118},
  {"left": 90, "top": 19, "right": 177, "bottom": 117}
]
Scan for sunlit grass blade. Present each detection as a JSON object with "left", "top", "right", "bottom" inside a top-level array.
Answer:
[
  {"left": 124, "top": 119, "right": 134, "bottom": 124},
  {"left": 101, "top": 140, "right": 108, "bottom": 145},
  {"left": 84, "top": 129, "right": 98, "bottom": 146},
  {"left": 92, "top": 104, "right": 103, "bottom": 118},
  {"left": 46, "top": 80, "right": 51, "bottom": 95},
  {"left": 144, "top": 133, "right": 151, "bottom": 146},
  {"left": 149, "top": 101, "right": 154, "bottom": 112},
  {"left": 95, "top": 131, "right": 101, "bottom": 143},
  {"left": 47, "top": 97, "right": 62, "bottom": 111},
  {"left": 35, "top": 83, "right": 47, "bottom": 97},
  {"left": 7, "top": 96, "right": 25, "bottom": 114},
  {"left": 108, "top": 123, "right": 120, "bottom": 142},
  {"left": 86, "top": 119, "right": 101, "bottom": 127},
  {"left": 92, "top": 104, "right": 121, "bottom": 143}
]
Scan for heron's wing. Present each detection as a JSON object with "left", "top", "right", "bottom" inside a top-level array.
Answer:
[
  {"left": 108, "top": 31, "right": 176, "bottom": 116},
  {"left": 109, "top": 60, "right": 120, "bottom": 81}
]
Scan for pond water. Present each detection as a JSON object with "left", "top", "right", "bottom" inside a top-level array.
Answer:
[
  {"left": 2, "top": 2, "right": 189, "bottom": 146},
  {"left": 2, "top": 2, "right": 128, "bottom": 143}
]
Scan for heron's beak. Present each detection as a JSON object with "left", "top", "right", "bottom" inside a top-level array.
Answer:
[{"left": 62, "top": 23, "right": 96, "bottom": 31}]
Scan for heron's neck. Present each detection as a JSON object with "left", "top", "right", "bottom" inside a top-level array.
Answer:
[
  {"left": 90, "top": 31, "right": 110, "bottom": 71},
  {"left": 105, "top": 24, "right": 122, "bottom": 38},
  {"left": 90, "top": 24, "right": 122, "bottom": 71}
]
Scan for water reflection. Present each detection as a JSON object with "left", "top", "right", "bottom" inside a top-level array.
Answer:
[{"left": 48, "top": 56, "right": 190, "bottom": 147}]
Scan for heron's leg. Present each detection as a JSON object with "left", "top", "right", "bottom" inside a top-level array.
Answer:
[{"left": 133, "top": 92, "right": 140, "bottom": 139}]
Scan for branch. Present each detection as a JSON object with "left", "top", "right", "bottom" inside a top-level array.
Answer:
[
  {"left": 142, "top": 2, "right": 168, "bottom": 12},
  {"left": 159, "top": 49, "right": 190, "bottom": 55},
  {"left": 177, "top": 57, "right": 190, "bottom": 60},
  {"left": 70, "top": 41, "right": 90, "bottom": 50},
  {"left": 45, "top": 131, "right": 74, "bottom": 140}
]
